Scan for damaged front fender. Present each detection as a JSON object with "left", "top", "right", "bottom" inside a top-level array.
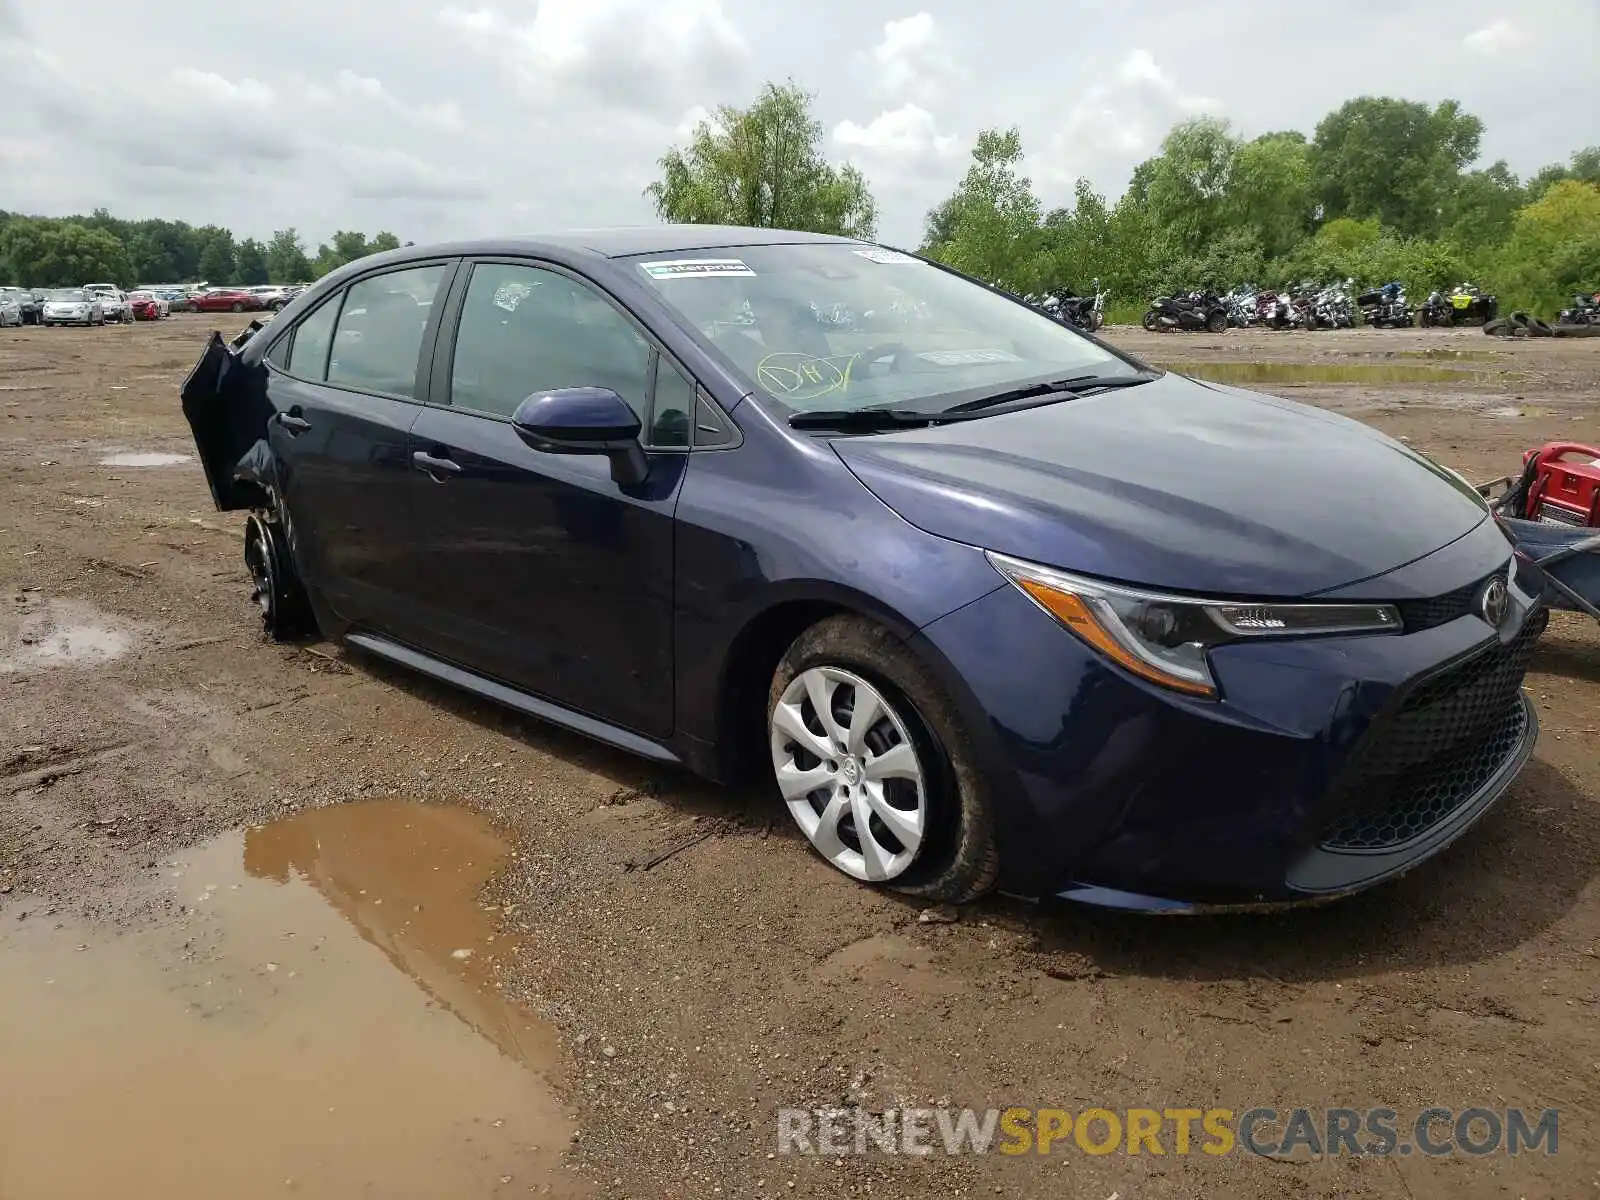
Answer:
[{"left": 180, "top": 323, "right": 276, "bottom": 512}]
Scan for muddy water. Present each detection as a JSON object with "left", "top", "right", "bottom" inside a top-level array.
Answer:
[
  {"left": 1157, "top": 360, "right": 1515, "bottom": 386},
  {"left": 0, "top": 801, "right": 587, "bottom": 1199}
]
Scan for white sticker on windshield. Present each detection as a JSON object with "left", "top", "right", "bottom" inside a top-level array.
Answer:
[
  {"left": 917, "top": 348, "right": 1024, "bottom": 366},
  {"left": 639, "top": 258, "right": 755, "bottom": 280},
  {"left": 852, "top": 248, "right": 916, "bottom": 264}
]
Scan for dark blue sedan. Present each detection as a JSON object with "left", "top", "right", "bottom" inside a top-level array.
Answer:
[{"left": 182, "top": 227, "right": 1547, "bottom": 910}]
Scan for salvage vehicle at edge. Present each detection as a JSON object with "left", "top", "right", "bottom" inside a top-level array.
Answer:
[
  {"left": 41, "top": 288, "right": 106, "bottom": 326},
  {"left": 182, "top": 227, "right": 1548, "bottom": 911}
]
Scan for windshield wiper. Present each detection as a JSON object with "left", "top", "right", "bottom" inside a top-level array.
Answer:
[
  {"left": 941, "top": 371, "right": 1160, "bottom": 415},
  {"left": 788, "top": 407, "right": 953, "bottom": 431}
]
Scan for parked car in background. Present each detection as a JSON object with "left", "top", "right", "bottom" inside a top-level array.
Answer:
[
  {"left": 0, "top": 291, "right": 22, "bottom": 327},
  {"left": 41, "top": 289, "right": 106, "bottom": 326},
  {"left": 157, "top": 288, "right": 193, "bottom": 312},
  {"left": 128, "top": 290, "right": 167, "bottom": 321},
  {"left": 84, "top": 284, "right": 133, "bottom": 323},
  {"left": 183, "top": 227, "right": 1548, "bottom": 910},
  {"left": 246, "top": 285, "right": 292, "bottom": 310},
  {"left": 191, "top": 287, "right": 265, "bottom": 314},
  {"left": 0, "top": 287, "right": 42, "bottom": 325},
  {"left": 18, "top": 289, "right": 46, "bottom": 324}
]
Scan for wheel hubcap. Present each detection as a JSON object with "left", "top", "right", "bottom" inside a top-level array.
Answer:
[{"left": 769, "top": 667, "right": 927, "bottom": 882}]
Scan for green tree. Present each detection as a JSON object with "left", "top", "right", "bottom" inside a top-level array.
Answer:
[
  {"left": 196, "top": 226, "right": 236, "bottom": 283},
  {"left": 369, "top": 231, "right": 401, "bottom": 253},
  {"left": 1227, "top": 131, "right": 1313, "bottom": 259},
  {"left": 646, "top": 80, "right": 877, "bottom": 238},
  {"left": 1140, "top": 117, "right": 1241, "bottom": 257},
  {"left": 1492, "top": 180, "right": 1600, "bottom": 312},
  {"left": 1310, "top": 97, "right": 1483, "bottom": 237},
  {"left": 922, "top": 128, "right": 1047, "bottom": 293},
  {"left": 266, "top": 228, "right": 312, "bottom": 282},
  {"left": 235, "top": 238, "right": 269, "bottom": 285},
  {"left": 1444, "top": 160, "right": 1524, "bottom": 250},
  {"left": 1526, "top": 145, "right": 1600, "bottom": 200},
  {"left": 0, "top": 220, "right": 133, "bottom": 286}
]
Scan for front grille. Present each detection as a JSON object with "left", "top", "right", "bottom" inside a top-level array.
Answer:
[
  {"left": 1320, "top": 700, "right": 1528, "bottom": 850},
  {"left": 1396, "top": 567, "right": 1505, "bottom": 634},
  {"left": 1316, "top": 607, "right": 1546, "bottom": 852}
]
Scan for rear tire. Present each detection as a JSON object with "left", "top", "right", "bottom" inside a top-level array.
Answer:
[
  {"left": 1141, "top": 309, "right": 1160, "bottom": 331},
  {"left": 231, "top": 301, "right": 243, "bottom": 313},
  {"left": 1205, "top": 310, "right": 1228, "bottom": 333},
  {"left": 244, "top": 512, "right": 314, "bottom": 641},
  {"left": 767, "top": 616, "right": 999, "bottom": 904}
]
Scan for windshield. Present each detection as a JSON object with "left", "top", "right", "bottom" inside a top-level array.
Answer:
[
  {"left": 48, "top": 290, "right": 88, "bottom": 301},
  {"left": 628, "top": 243, "right": 1132, "bottom": 413}
]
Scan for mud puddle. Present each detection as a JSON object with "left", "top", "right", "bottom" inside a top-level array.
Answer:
[
  {"left": 0, "top": 800, "right": 586, "bottom": 1199},
  {"left": 1, "top": 597, "right": 137, "bottom": 673},
  {"left": 97, "top": 451, "right": 192, "bottom": 467},
  {"left": 1160, "top": 360, "right": 1515, "bottom": 386}
]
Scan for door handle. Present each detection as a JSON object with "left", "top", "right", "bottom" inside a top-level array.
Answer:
[
  {"left": 412, "top": 450, "right": 461, "bottom": 477},
  {"left": 275, "top": 412, "right": 312, "bottom": 434}
]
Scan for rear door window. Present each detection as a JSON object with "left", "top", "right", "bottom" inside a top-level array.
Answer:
[{"left": 327, "top": 265, "right": 447, "bottom": 399}]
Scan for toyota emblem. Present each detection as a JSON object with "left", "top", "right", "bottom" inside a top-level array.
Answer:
[{"left": 1478, "top": 577, "right": 1510, "bottom": 628}]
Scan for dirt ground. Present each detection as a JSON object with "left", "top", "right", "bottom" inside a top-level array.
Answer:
[{"left": 2, "top": 314, "right": 1598, "bottom": 1199}]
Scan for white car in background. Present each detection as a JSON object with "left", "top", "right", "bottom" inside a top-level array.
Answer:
[
  {"left": 0, "top": 291, "right": 22, "bottom": 327},
  {"left": 90, "top": 287, "right": 134, "bottom": 324},
  {"left": 246, "top": 285, "right": 291, "bottom": 310},
  {"left": 41, "top": 289, "right": 106, "bottom": 326}
]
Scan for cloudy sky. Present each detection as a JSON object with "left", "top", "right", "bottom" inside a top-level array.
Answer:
[{"left": 1, "top": 0, "right": 1595, "bottom": 249}]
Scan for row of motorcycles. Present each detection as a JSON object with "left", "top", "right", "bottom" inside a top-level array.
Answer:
[
  {"left": 1022, "top": 280, "right": 1108, "bottom": 332},
  {"left": 1141, "top": 280, "right": 1503, "bottom": 332}
]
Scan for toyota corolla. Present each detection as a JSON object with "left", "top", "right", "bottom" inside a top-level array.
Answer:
[{"left": 181, "top": 227, "right": 1547, "bottom": 910}]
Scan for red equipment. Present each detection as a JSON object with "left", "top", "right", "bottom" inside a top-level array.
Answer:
[{"left": 1521, "top": 442, "right": 1600, "bottom": 527}]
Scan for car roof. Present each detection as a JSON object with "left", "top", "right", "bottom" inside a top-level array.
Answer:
[{"left": 384, "top": 225, "right": 864, "bottom": 261}]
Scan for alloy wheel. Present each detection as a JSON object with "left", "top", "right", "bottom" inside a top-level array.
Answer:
[{"left": 769, "top": 666, "right": 927, "bottom": 882}]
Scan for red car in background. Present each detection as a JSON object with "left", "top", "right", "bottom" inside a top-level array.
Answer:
[
  {"left": 128, "top": 291, "right": 163, "bottom": 321},
  {"left": 191, "top": 288, "right": 265, "bottom": 313}
]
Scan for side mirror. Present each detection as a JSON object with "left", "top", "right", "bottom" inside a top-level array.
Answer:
[{"left": 511, "top": 387, "right": 649, "bottom": 486}]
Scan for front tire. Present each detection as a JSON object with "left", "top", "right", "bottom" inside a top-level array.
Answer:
[
  {"left": 231, "top": 302, "right": 243, "bottom": 313},
  {"left": 767, "top": 616, "right": 999, "bottom": 903},
  {"left": 1205, "top": 310, "right": 1228, "bottom": 333}
]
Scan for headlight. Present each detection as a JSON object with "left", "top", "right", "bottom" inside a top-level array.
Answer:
[{"left": 987, "top": 552, "right": 1401, "bottom": 699}]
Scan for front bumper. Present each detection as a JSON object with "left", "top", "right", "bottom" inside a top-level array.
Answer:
[
  {"left": 915, "top": 526, "right": 1546, "bottom": 907},
  {"left": 44, "top": 310, "right": 93, "bottom": 324}
]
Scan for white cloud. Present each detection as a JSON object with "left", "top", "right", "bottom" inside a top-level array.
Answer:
[
  {"left": 170, "top": 68, "right": 276, "bottom": 109},
  {"left": 2, "top": 0, "right": 1594, "bottom": 248},
  {"left": 438, "top": 0, "right": 748, "bottom": 113},
  {"left": 674, "top": 104, "right": 713, "bottom": 139},
  {"left": 834, "top": 105, "right": 961, "bottom": 166},
  {"left": 331, "top": 69, "right": 464, "bottom": 132},
  {"left": 1029, "top": 49, "right": 1220, "bottom": 199},
  {"left": 868, "top": 12, "right": 964, "bottom": 105},
  {"left": 1463, "top": 20, "right": 1530, "bottom": 54}
]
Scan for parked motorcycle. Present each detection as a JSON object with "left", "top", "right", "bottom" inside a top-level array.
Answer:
[
  {"left": 1307, "top": 279, "right": 1355, "bottom": 329},
  {"left": 1557, "top": 292, "right": 1600, "bottom": 326},
  {"left": 1421, "top": 283, "right": 1498, "bottom": 326},
  {"left": 1253, "top": 289, "right": 1298, "bottom": 330},
  {"left": 1143, "top": 290, "right": 1229, "bottom": 333},
  {"left": 1225, "top": 284, "right": 1258, "bottom": 327},
  {"left": 1357, "top": 281, "right": 1413, "bottom": 328},
  {"left": 1046, "top": 278, "right": 1107, "bottom": 332}
]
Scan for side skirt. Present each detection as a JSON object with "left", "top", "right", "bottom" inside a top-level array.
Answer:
[{"left": 343, "top": 631, "right": 682, "bottom": 765}]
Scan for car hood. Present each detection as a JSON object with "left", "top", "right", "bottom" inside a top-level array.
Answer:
[{"left": 830, "top": 372, "right": 1490, "bottom": 598}]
